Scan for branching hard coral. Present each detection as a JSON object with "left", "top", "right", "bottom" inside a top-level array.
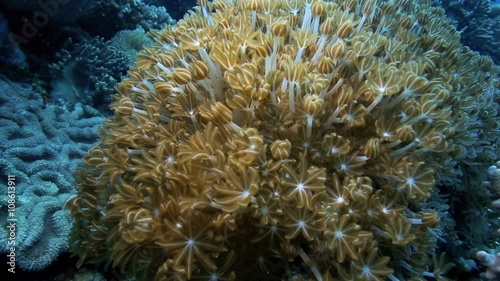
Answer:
[
  {"left": 475, "top": 161, "right": 500, "bottom": 279},
  {"left": 486, "top": 161, "right": 500, "bottom": 208},
  {"left": 67, "top": 0, "right": 499, "bottom": 280},
  {"left": 477, "top": 250, "right": 500, "bottom": 280},
  {"left": 438, "top": 0, "right": 500, "bottom": 64}
]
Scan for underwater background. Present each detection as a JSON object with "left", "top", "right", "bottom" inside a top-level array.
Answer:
[{"left": 0, "top": 0, "right": 499, "bottom": 280}]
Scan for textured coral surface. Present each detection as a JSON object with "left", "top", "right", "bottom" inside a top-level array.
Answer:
[
  {"left": 66, "top": 0, "right": 499, "bottom": 280},
  {"left": 0, "top": 76, "right": 104, "bottom": 271}
]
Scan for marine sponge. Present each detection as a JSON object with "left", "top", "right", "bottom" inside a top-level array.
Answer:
[{"left": 66, "top": 0, "right": 499, "bottom": 280}]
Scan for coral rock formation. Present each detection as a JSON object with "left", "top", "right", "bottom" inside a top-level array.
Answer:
[
  {"left": 0, "top": 76, "right": 104, "bottom": 271},
  {"left": 66, "top": 0, "right": 499, "bottom": 280}
]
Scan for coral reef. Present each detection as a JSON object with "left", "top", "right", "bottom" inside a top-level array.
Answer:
[
  {"left": 486, "top": 161, "right": 500, "bottom": 207},
  {"left": 66, "top": 0, "right": 500, "bottom": 280},
  {"left": 110, "top": 28, "right": 153, "bottom": 66},
  {"left": 437, "top": 0, "right": 500, "bottom": 64},
  {"left": 76, "top": 0, "right": 176, "bottom": 39},
  {"left": 50, "top": 29, "right": 152, "bottom": 112},
  {"left": 149, "top": 0, "right": 198, "bottom": 20},
  {"left": 2, "top": 0, "right": 173, "bottom": 107},
  {"left": 0, "top": 76, "right": 104, "bottom": 271},
  {"left": 475, "top": 162, "right": 500, "bottom": 280},
  {"left": 477, "top": 251, "right": 500, "bottom": 280}
]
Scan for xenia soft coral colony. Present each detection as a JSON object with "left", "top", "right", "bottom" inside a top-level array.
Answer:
[{"left": 65, "top": 0, "right": 499, "bottom": 280}]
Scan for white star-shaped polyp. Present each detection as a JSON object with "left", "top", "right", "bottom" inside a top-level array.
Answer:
[
  {"left": 362, "top": 266, "right": 372, "bottom": 276},
  {"left": 241, "top": 190, "right": 250, "bottom": 198}
]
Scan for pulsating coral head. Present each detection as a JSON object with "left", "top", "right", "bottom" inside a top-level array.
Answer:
[{"left": 66, "top": 0, "right": 499, "bottom": 280}]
